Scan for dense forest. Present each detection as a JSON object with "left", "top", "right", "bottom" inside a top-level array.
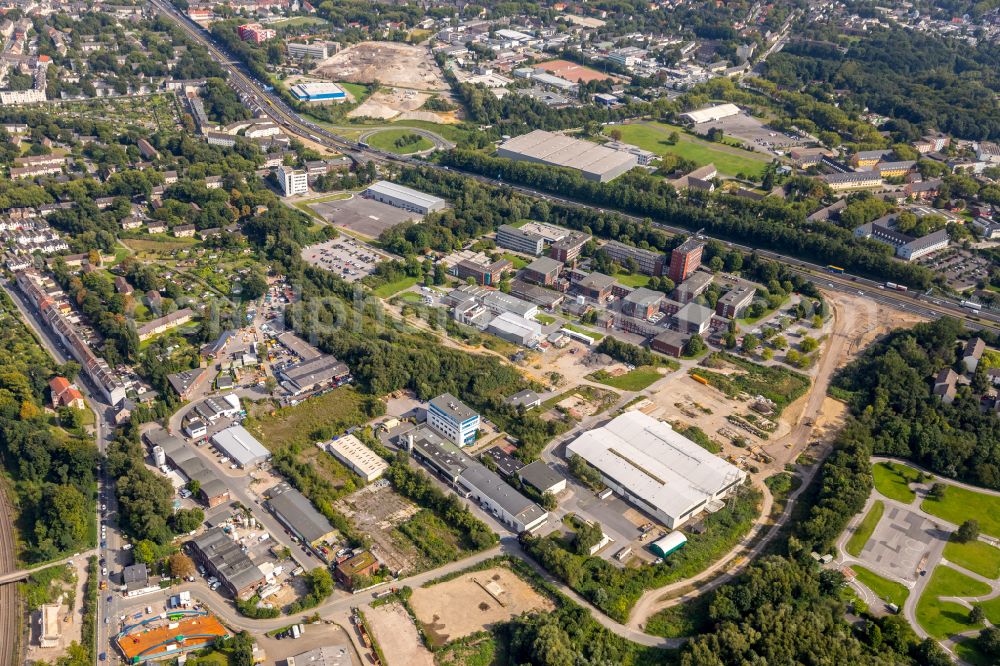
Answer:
[
  {"left": 830, "top": 317, "right": 1000, "bottom": 489},
  {"left": 763, "top": 25, "right": 1000, "bottom": 140},
  {"left": 0, "top": 294, "right": 98, "bottom": 563}
]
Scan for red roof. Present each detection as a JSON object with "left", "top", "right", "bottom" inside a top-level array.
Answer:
[{"left": 49, "top": 376, "right": 71, "bottom": 396}]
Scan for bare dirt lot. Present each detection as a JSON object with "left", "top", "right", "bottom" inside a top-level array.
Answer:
[
  {"left": 314, "top": 42, "right": 448, "bottom": 91},
  {"left": 333, "top": 482, "right": 421, "bottom": 574},
  {"left": 366, "top": 602, "right": 434, "bottom": 666},
  {"left": 410, "top": 567, "right": 554, "bottom": 646},
  {"left": 349, "top": 90, "right": 445, "bottom": 123}
]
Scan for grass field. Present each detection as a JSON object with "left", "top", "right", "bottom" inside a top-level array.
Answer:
[
  {"left": 534, "top": 313, "right": 556, "bottom": 325},
  {"left": 610, "top": 122, "right": 769, "bottom": 178},
  {"left": 502, "top": 253, "right": 529, "bottom": 270},
  {"left": 374, "top": 276, "right": 420, "bottom": 298},
  {"left": 694, "top": 353, "right": 810, "bottom": 414},
  {"left": 943, "top": 539, "right": 1000, "bottom": 579},
  {"left": 853, "top": 565, "right": 909, "bottom": 608},
  {"left": 846, "top": 501, "right": 884, "bottom": 557},
  {"left": 922, "top": 484, "right": 1000, "bottom": 538},
  {"left": 338, "top": 82, "right": 369, "bottom": 101},
  {"left": 272, "top": 16, "right": 327, "bottom": 27},
  {"left": 366, "top": 129, "right": 434, "bottom": 154},
  {"left": 612, "top": 272, "right": 652, "bottom": 288},
  {"left": 915, "top": 565, "right": 992, "bottom": 639},
  {"left": 975, "top": 593, "right": 1000, "bottom": 624},
  {"left": 955, "top": 639, "right": 994, "bottom": 666},
  {"left": 122, "top": 237, "right": 198, "bottom": 253},
  {"left": 562, "top": 323, "right": 604, "bottom": 341},
  {"left": 872, "top": 461, "right": 919, "bottom": 503},
  {"left": 248, "top": 387, "right": 375, "bottom": 453},
  {"left": 586, "top": 366, "right": 664, "bottom": 391}
]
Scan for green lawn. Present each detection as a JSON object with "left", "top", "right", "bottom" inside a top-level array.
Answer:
[
  {"left": 943, "top": 539, "right": 1000, "bottom": 579},
  {"left": 611, "top": 122, "right": 769, "bottom": 178},
  {"left": 338, "top": 82, "right": 370, "bottom": 101},
  {"left": 365, "top": 129, "right": 433, "bottom": 154},
  {"left": 534, "top": 313, "right": 556, "bottom": 325},
  {"left": 374, "top": 276, "right": 420, "bottom": 298},
  {"left": 975, "top": 593, "right": 1000, "bottom": 624},
  {"left": 915, "top": 565, "right": 992, "bottom": 639},
  {"left": 562, "top": 323, "right": 604, "bottom": 341},
  {"left": 846, "top": 501, "right": 884, "bottom": 557},
  {"left": 922, "top": 484, "right": 1000, "bottom": 538},
  {"left": 502, "top": 253, "right": 529, "bottom": 270},
  {"left": 954, "top": 639, "right": 994, "bottom": 666},
  {"left": 586, "top": 366, "right": 665, "bottom": 391},
  {"left": 853, "top": 565, "right": 909, "bottom": 608},
  {"left": 271, "top": 16, "right": 327, "bottom": 27},
  {"left": 872, "top": 461, "right": 919, "bottom": 504},
  {"left": 612, "top": 272, "right": 652, "bottom": 288}
]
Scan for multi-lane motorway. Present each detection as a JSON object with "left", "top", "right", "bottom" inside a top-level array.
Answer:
[{"left": 150, "top": 0, "right": 1000, "bottom": 335}]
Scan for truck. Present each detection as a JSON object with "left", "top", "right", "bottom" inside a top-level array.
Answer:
[
  {"left": 885, "top": 282, "right": 908, "bottom": 292},
  {"left": 291, "top": 624, "right": 302, "bottom": 639},
  {"left": 827, "top": 265, "right": 845, "bottom": 274},
  {"left": 615, "top": 546, "right": 632, "bottom": 561}
]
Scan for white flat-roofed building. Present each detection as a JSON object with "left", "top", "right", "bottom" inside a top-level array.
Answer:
[
  {"left": 324, "top": 433, "right": 388, "bottom": 482},
  {"left": 681, "top": 103, "right": 740, "bottom": 124},
  {"left": 428, "top": 393, "right": 480, "bottom": 447},
  {"left": 277, "top": 165, "right": 308, "bottom": 196},
  {"left": 290, "top": 81, "right": 346, "bottom": 103},
  {"left": 496, "top": 224, "right": 545, "bottom": 256},
  {"left": 567, "top": 411, "right": 747, "bottom": 529},
  {"left": 211, "top": 425, "right": 271, "bottom": 468},
  {"left": 497, "top": 130, "right": 638, "bottom": 182},
  {"left": 363, "top": 180, "right": 446, "bottom": 214},
  {"left": 487, "top": 312, "right": 542, "bottom": 346}
]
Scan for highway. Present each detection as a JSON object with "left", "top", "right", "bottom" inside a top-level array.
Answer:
[{"left": 150, "top": 0, "right": 1000, "bottom": 336}]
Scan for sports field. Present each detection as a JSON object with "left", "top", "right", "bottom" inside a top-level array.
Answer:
[{"left": 610, "top": 122, "right": 769, "bottom": 178}]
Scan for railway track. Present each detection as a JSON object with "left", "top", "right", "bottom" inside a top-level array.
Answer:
[{"left": 0, "top": 485, "right": 20, "bottom": 666}]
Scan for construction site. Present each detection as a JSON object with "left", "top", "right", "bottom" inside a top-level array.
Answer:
[{"left": 313, "top": 42, "right": 449, "bottom": 91}]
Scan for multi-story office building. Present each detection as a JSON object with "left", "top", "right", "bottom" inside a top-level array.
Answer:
[
  {"left": 600, "top": 240, "right": 666, "bottom": 276},
  {"left": 496, "top": 224, "right": 545, "bottom": 256},
  {"left": 428, "top": 393, "right": 480, "bottom": 447},
  {"left": 668, "top": 238, "right": 704, "bottom": 283},
  {"left": 276, "top": 165, "right": 308, "bottom": 197}
]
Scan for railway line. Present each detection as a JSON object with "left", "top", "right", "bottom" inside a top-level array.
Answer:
[{"left": 0, "top": 483, "right": 20, "bottom": 666}]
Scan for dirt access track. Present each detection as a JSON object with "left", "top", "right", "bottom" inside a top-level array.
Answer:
[{"left": 314, "top": 42, "right": 449, "bottom": 91}]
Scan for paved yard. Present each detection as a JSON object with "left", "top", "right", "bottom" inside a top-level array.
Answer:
[{"left": 858, "top": 505, "right": 947, "bottom": 582}]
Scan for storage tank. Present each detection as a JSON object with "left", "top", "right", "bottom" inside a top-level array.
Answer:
[{"left": 651, "top": 531, "right": 688, "bottom": 558}]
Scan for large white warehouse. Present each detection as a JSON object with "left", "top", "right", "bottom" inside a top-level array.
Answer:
[
  {"left": 363, "top": 180, "right": 446, "bottom": 214},
  {"left": 496, "top": 130, "right": 638, "bottom": 182},
  {"left": 566, "top": 411, "right": 746, "bottom": 528},
  {"left": 681, "top": 103, "right": 740, "bottom": 124}
]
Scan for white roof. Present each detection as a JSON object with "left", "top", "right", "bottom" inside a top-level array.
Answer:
[
  {"left": 566, "top": 411, "right": 745, "bottom": 520},
  {"left": 210, "top": 425, "right": 270, "bottom": 467},
  {"left": 365, "top": 180, "right": 445, "bottom": 208},
  {"left": 223, "top": 393, "right": 240, "bottom": 411},
  {"left": 682, "top": 103, "right": 740, "bottom": 124},
  {"left": 326, "top": 434, "right": 389, "bottom": 478},
  {"left": 488, "top": 312, "right": 542, "bottom": 339}
]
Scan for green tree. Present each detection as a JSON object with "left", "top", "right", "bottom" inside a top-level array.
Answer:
[
  {"left": 956, "top": 519, "right": 980, "bottom": 543},
  {"left": 133, "top": 539, "right": 157, "bottom": 565}
]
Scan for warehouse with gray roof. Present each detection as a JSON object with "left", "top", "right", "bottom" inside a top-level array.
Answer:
[
  {"left": 265, "top": 482, "right": 338, "bottom": 547},
  {"left": 497, "top": 130, "right": 638, "bottom": 182},
  {"left": 363, "top": 180, "right": 446, "bottom": 214},
  {"left": 210, "top": 425, "right": 270, "bottom": 468}
]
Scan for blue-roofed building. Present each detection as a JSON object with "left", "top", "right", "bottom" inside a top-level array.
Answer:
[{"left": 290, "top": 82, "right": 347, "bottom": 103}]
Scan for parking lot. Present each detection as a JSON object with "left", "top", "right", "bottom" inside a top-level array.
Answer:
[
  {"left": 916, "top": 247, "right": 991, "bottom": 292},
  {"left": 856, "top": 505, "right": 948, "bottom": 582},
  {"left": 558, "top": 489, "right": 666, "bottom": 564},
  {"left": 695, "top": 112, "right": 805, "bottom": 153},
  {"left": 301, "top": 237, "right": 391, "bottom": 282},
  {"left": 309, "top": 196, "right": 421, "bottom": 238}
]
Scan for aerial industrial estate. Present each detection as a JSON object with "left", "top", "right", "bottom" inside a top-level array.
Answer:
[{"left": 0, "top": 0, "right": 997, "bottom": 665}]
